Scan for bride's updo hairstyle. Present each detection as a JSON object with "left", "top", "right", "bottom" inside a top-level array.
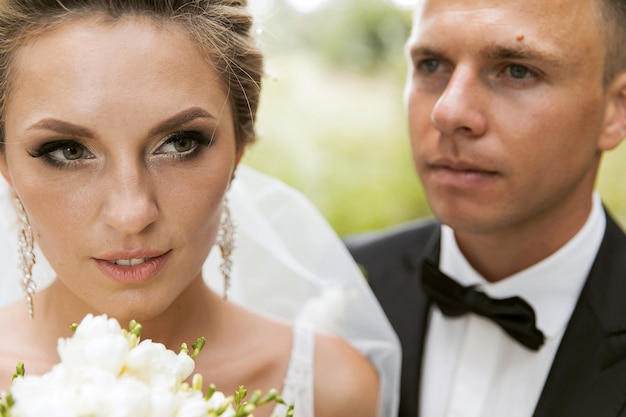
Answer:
[{"left": 0, "top": 0, "right": 263, "bottom": 151}]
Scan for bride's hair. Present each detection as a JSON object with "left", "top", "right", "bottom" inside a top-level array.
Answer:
[{"left": 0, "top": 0, "right": 263, "bottom": 150}]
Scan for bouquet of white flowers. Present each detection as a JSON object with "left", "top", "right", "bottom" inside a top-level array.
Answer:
[{"left": 0, "top": 314, "right": 292, "bottom": 417}]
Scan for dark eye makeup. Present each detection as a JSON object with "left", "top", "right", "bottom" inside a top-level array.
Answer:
[
  {"left": 28, "top": 140, "right": 95, "bottom": 169},
  {"left": 27, "top": 130, "right": 216, "bottom": 169},
  {"left": 154, "top": 130, "right": 215, "bottom": 159}
]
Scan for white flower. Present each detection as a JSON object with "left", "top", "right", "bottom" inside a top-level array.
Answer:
[
  {"left": 148, "top": 385, "right": 179, "bottom": 417},
  {"left": 1, "top": 314, "right": 286, "bottom": 417},
  {"left": 205, "top": 391, "right": 236, "bottom": 417},
  {"left": 57, "top": 314, "right": 130, "bottom": 376},
  {"left": 125, "top": 340, "right": 195, "bottom": 387},
  {"left": 100, "top": 374, "right": 152, "bottom": 417},
  {"left": 174, "top": 391, "right": 211, "bottom": 417}
]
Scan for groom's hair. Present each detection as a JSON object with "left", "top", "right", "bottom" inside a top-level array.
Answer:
[
  {"left": 600, "top": 0, "right": 626, "bottom": 85},
  {"left": 0, "top": 0, "right": 263, "bottom": 150}
]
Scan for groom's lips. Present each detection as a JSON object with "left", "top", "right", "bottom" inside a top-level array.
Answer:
[
  {"left": 93, "top": 249, "right": 171, "bottom": 284},
  {"left": 427, "top": 157, "right": 500, "bottom": 189}
]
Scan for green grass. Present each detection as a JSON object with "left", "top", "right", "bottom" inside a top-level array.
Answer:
[{"left": 244, "top": 52, "right": 429, "bottom": 236}]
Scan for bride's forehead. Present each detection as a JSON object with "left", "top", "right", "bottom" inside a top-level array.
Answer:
[
  {"left": 14, "top": 15, "right": 195, "bottom": 57},
  {"left": 3, "top": 17, "right": 231, "bottom": 138},
  {"left": 9, "top": 17, "right": 222, "bottom": 94}
]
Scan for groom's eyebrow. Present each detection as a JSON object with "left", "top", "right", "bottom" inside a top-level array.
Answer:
[{"left": 480, "top": 44, "right": 562, "bottom": 67}]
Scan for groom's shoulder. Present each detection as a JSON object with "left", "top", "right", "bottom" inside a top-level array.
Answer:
[{"left": 344, "top": 217, "right": 439, "bottom": 261}]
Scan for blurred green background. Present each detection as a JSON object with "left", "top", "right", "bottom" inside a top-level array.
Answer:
[{"left": 243, "top": 0, "right": 626, "bottom": 236}]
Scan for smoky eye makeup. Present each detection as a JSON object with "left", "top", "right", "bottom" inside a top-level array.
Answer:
[
  {"left": 27, "top": 139, "right": 95, "bottom": 169},
  {"left": 154, "top": 130, "right": 216, "bottom": 160},
  {"left": 24, "top": 120, "right": 218, "bottom": 170}
]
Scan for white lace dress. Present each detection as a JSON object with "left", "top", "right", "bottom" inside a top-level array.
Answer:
[{"left": 271, "top": 321, "right": 314, "bottom": 417}]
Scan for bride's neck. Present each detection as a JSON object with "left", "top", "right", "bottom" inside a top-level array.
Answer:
[
  {"left": 36, "top": 276, "right": 221, "bottom": 352},
  {"left": 139, "top": 280, "right": 223, "bottom": 349}
]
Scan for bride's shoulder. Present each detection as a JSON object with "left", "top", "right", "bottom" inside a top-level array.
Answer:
[{"left": 313, "top": 331, "right": 379, "bottom": 417}]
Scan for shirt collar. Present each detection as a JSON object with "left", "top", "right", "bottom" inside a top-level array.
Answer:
[{"left": 439, "top": 193, "right": 606, "bottom": 339}]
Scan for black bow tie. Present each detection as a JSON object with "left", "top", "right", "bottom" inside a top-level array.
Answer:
[{"left": 421, "top": 258, "right": 545, "bottom": 351}]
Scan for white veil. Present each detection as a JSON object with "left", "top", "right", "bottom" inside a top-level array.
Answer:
[{"left": 0, "top": 164, "right": 400, "bottom": 417}]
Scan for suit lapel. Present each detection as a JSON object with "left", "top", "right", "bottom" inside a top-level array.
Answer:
[
  {"left": 379, "top": 222, "right": 441, "bottom": 417},
  {"left": 406, "top": 226, "right": 440, "bottom": 417},
  {"left": 533, "top": 213, "right": 626, "bottom": 417}
]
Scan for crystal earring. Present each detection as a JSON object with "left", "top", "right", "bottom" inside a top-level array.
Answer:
[
  {"left": 15, "top": 198, "right": 36, "bottom": 319},
  {"left": 216, "top": 198, "right": 236, "bottom": 300}
]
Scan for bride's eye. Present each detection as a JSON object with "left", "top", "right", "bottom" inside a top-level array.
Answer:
[
  {"left": 54, "top": 144, "right": 84, "bottom": 160},
  {"left": 28, "top": 140, "right": 95, "bottom": 168},
  {"left": 155, "top": 131, "right": 213, "bottom": 159}
]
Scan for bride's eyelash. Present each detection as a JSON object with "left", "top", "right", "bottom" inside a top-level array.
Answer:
[
  {"left": 27, "top": 140, "right": 90, "bottom": 169},
  {"left": 26, "top": 130, "right": 216, "bottom": 169},
  {"left": 157, "top": 130, "right": 216, "bottom": 160},
  {"left": 28, "top": 140, "right": 80, "bottom": 158}
]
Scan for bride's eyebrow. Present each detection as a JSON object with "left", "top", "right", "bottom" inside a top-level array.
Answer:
[
  {"left": 25, "top": 107, "right": 217, "bottom": 139},
  {"left": 149, "top": 107, "right": 217, "bottom": 137},
  {"left": 26, "top": 119, "right": 94, "bottom": 138}
]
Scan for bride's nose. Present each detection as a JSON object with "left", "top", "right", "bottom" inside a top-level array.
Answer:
[{"left": 99, "top": 162, "right": 158, "bottom": 235}]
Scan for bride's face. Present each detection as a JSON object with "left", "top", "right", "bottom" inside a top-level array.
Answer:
[{"left": 0, "top": 16, "right": 239, "bottom": 319}]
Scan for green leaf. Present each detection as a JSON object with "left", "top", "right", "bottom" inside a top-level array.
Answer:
[
  {"left": 190, "top": 337, "right": 206, "bottom": 359},
  {"left": 205, "top": 383, "right": 217, "bottom": 400},
  {"left": 128, "top": 320, "right": 142, "bottom": 338},
  {"left": 234, "top": 386, "right": 247, "bottom": 406},
  {"left": 192, "top": 374, "right": 203, "bottom": 391},
  {"left": 12, "top": 363, "right": 24, "bottom": 380}
]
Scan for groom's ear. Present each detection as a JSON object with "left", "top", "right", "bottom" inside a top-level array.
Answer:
[{"left": 599, "top": 71, "right": 626, "bottom": 151}]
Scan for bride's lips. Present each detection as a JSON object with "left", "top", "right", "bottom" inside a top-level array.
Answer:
[
  {"left": 427, "top": 158, "right": 499, "bottom": 188},
  {"left": 93, "top": 249, "right": 171, "bottom": 284}
]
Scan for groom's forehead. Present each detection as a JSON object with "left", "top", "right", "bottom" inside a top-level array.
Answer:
[{"left": 409, "top": 0, "right": 605, "bottom": 39}]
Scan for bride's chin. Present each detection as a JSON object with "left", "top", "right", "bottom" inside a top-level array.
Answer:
[
  {"left": 98, "top": 303, "right": 169, "bottom": 326},
  {"left": 51, "top": 297, "right": 167, "bottom": 330},
  {"left": 44, "top": 278, "right": 211, "bottom": 335}
]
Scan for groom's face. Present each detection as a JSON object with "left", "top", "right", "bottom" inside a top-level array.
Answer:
[{"left": 404, "top": 0, "right": 624, "bottom": 238}]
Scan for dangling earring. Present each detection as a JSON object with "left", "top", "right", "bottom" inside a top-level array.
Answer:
[
  {"left": 216, "top": 198, "right": 236, "bottom": 300},
  {"left": 15, "top": 198, "right": 36, "bottom": 319}
]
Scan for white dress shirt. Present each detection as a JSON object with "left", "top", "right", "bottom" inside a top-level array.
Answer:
[{"left": 420, "top": 193, "right": 606, "bottom": 417}]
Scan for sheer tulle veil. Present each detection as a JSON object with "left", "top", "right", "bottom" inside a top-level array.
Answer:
[{"left": 0, "top": 164, "right": 401, "bottom": 417}]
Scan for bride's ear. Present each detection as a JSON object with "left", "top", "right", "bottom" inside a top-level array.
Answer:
[
  {"left": 235, "top": 147, "right": 244, "bottom": 167},
  {"left": 230, "top": 148, "right": 245, "bottom": 183},
  {"left": 599, "top": 71, "right": 626, "bottom": 151},
  {"left": 0, "top": 149, "right": 14, "bottom": 188}
]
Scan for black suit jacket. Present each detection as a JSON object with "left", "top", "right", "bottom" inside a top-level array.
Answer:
[{"left": 346, "top": 213, "right": 626, "bottom": 417}]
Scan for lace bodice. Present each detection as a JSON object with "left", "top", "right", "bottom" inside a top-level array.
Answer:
[{"left": 271, "top": 321, "right": 314, "bottom": 417}]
